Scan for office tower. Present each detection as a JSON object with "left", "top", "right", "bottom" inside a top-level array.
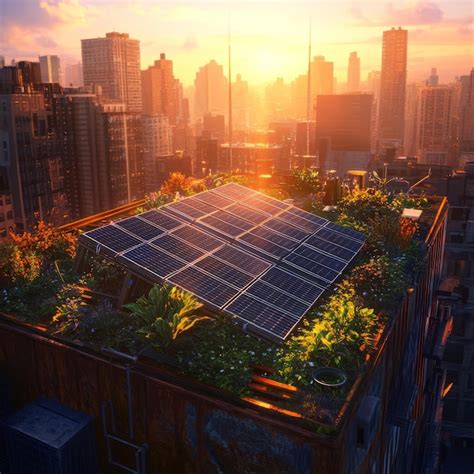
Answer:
[
  {"left": 416, "top": 86, "right": 453, "bottom": 165},
  {"left": 81, "top": 32, "right": 142, "bottom": 112},
  {"left": 39, "top": 55, "right": 61, "bottom": 83},
  {"left": 0, "top": 92, "right": 67, "bottom": 230},
  {"left": 265, "top": 78, "right": 290, "bottom": 122},
  {"left": 426, "top": 67, "right": 439, "bottom": 86},
  {"left": 459, "top": 69, "right": 474, "bottom": 165},
  {"left": 316, "top": 93, "right": 373, "bottom": 173},
  {"left": 378, "top": 27, "right": 408, "bottom": 151},
  {"left": 0, "top": 67, "right": 24, "bottom": 94},
  {"left": 0, "top": 168, "right": 14, "bottom": 240},
  {"left": 64, "top": 62, "right": 83, "bottom": 87},
  {"left": 193, "top": 60, "right": 228, "bottom": 121},
  {"left": 202, "top": 114, "right": 225, "bottom": 140},
  {"left": 404, "top": 83, "right": 420, "bottom": 157},
  {"left": 0, "top": 56, "right": 5, "bottom": 68},
  {"left": 141, "top": 53, "right": 180, "bottom": 124},
  {"left": 310, "top": 55, "right": 333, "bottom": 100},
  {"left": 367, "top": 71, "right": 381, "bottom": 152},
  {"left": 142, "top": 115, "right": 172, "bottom": 192},
  {"left": 347, "top": 52, "right": 360, "bottom": 92},
  {"left": 17, "top": 61, "right": 41, "bottom": 88},
  {"left": 441, "top": 162, "right": 474, "bottom": 467},
  {"left": 290, "top": 74, "right": 308, "bottom": 120},
  {"left": 53, "top": 94, "right": 144, "bottom": 218},
  {"left": 195, "top": 135, "right": 219, "bottom": 176},
  {"left": 233, "top": 74, "right": 249, "bottom": 130},
  {"left": 295, "top": 121, "right": 316, "bottom": 156}
]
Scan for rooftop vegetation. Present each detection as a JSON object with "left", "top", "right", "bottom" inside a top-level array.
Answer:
[{"left": 0, "top": 171, "right": 430, "bottom": 427}]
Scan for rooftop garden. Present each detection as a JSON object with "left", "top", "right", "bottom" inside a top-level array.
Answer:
[{"left": 0, "top": 170, "right": 432, "bottom": 430}]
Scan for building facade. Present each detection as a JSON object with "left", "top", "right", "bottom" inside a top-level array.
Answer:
[
  {"left": 39, "top": 55, "right": 61, "bottom": 84},
  {"left": 347, "top": 52, "right": 360, "bottom": 92}
]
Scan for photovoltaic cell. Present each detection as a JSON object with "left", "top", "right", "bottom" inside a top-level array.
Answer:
[
  {"left": 289, "top": 206, "right": 328, "bottom": 226},
  {"left": 168, "top": 266, "right": 239, "bottom": 308},
  {"left": 139, "top": 210, "right": 183, "bottom": 231},
  {"left": 180, "top": 196, "right": 219, "bottom": 215},
  {"left": 259, "top": 267, "right": 324, "bottom": 305},
  {"left": 119, "top": 244, "right": 184, "bottom": 279},
  {"left": 80, "top": 226, "right": 142, "bottom": 255},
  {"left": 304, "top": 234, "right": 356, "bottom": 262},
  {"left": 277, "top": 210, "right": 322, "bottom": 233},
  {"left": 263, "top": 218, "right": 310, "bottom": 242},
  {"left": 194, "top": 190, "right": 233, "bottom": 208},
  {"left": 212, "top": 182, "right": 257, "bottom": 201},
  {"left": 284, "top": 253, "right": 340, "bottom": 282},
  {"left": 212, "top": 245, "right": 271, "bottom": 277},
  {"left": 315, "top": 227, "right": 365, "bottom": 252},
  {"left": 115, "top": 217, "right": 165, "bottom": 241},
  {"left": 324, "top": 221, "right": 366, "bottom": 242},
  {"left": 225, "top": 203, "right": 269, "bottom": 225},
  {"left": 244, "top": 280, "right": 310, "bottom": 316},
  {"left": 194, "top": 256, "right": 255, "bottom": 289},
  {"left": 293, "top": 245, "right": 346, "bottom": 272},
  {"left": 247, "top": 226, "right": 299, "bottom": 251},
  {"left": 164, "top": 201, "right": 205, "bottom": 220},
  {"left": 151, "top": 234, "right": 204, "bottom": 262},
  {"left": 252, "top": 192, "right": 290, "bottom": 210},
  {"left": 225, "top": 294, "right": 298, "bottom": 339},
  {"left": 199, "top": 214, "right": 247, "bottom": 238},
  {"left": 238, "top": 233, "right": 290, "bottom": 259},
  {"left": 207, "top": 210, "right": 255, "bottom": 231},
  {"left": 171, "top": 225, "right": 224, "bottom": 252},
  {"left": 241, "top": 196, "right": 285, "bottom": 216}
]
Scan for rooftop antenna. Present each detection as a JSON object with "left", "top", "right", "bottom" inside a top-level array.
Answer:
[
  {"left": 306, "top": 17, "right": 312, "bottom": 159},
  {"left": 228, "top": 16, "right": 233, "bottom": 172}
]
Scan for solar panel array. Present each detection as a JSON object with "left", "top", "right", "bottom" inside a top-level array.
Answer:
[{"left": 79, "top": 183, "right": 366, "bottom": 342}]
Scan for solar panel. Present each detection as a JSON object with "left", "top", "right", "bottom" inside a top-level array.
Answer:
[
  {"left": 164, "top": 201, "right": 205, "bottom": 220},
  {"left": 259, "top": 267, "right": 324, "bottom": 305},
  {"left": 151, "top": 234, "right": 204, "bottom": 263},
  {"left": 293, "top": 245, "right": 346, "bottom": 272},
  {"left": 315, "top": 227, "right": 365, "bottom": 252},
  {"left": 212, "top": 182, "right": 257, "bottom": 201},
  {"left": 324, "top": 221, "right": 366, "bottom": 242},
  {"left": 207, "top": 209, "right": 255, "bottom": 232},
  {"left": 194, "top": 190, "right": 233, "bottom": 208},
  {"left": 224, "top": 294, "right": 298, "bottom": 340},
  {"left": 284, "top": 252, "right": 340, "bottom": 282},
  {"left": 304, "top": 234, "right": 356, "bottom": 262},
  {"left": 241, "top": 196, "right": 286, "bottom": 216},
  {"left": 139, "top": 210, "right": 184, "bottom": 231},
  {"left": 244, "top": 280, "right": 310, "bottom": 316},
  {"left": 238, "top": 233, "right": 290, "bottom": 259},
  {"left": 168, "top": 266, "right": 239, "bottom": 308},
  {"left": 212, "top": 245, "right": 271, "bottom": 277},
  {"left": 277, "top": 209, "right": 322, "bottom": 233},
  {"left": 79, "top": 182, "right": 366, "bottom": 342},
  {"left": 119, "top": 244, "right": 185, "bottom": 279},
  {"left": 194, "top": 256, "right": 255, "bottom": 289},
  {"left": 115, "top": 216, "right": 165, "bottom": 241},
  {"left": 79, "top": 225, "right": 142, "bottom": 256},
  {"left": 171, "top": 225, "right": 225, "bottom": 252},
  {"left": 263, "top": 218, "right": 310, "bottom": 242},
  {"left": 225, "top": 203, "right": 269, "bottom": 225}
]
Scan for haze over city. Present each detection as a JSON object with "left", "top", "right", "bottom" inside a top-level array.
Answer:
[{"left": 1, "top": 0, "right": 473, "bottom": 85}]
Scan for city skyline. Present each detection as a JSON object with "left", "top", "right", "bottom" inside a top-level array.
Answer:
[{"left": 1, "top": 0, "right": 473, "bottom": 86}]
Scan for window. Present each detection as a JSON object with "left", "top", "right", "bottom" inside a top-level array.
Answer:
[
  {"left": 442, "top": 400, "right": 458, "bottom": 422},
  {"left": 451, "top": 207, "right": 468, "bottom": 221},
  {"left": 451, "top": 317, "right": 466, "bottom": 337},
  {"left": 443, "top": 343, "right": 464, "bottom": 364},
  {"left": 0, "top": 213, "right": 4, "bottom": 223},
  {"left": 446, "top": 370, "right": 458, "bottom": 388}
]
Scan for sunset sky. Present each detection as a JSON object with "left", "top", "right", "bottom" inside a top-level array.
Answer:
[{"left": 1, "top": 0, "right": 473, "bottom": 86}]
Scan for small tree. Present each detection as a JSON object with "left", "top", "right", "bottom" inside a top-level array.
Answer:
[
  {"left": 290, "top": 169, "right": 322, "bottom": 196},
  {"left": 124, "top": 285, "right": 210, "bottom": 354}
]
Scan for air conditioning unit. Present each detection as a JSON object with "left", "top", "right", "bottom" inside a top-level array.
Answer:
[{"left": 356, "top": 396, "right": 381, "bottom": 450}]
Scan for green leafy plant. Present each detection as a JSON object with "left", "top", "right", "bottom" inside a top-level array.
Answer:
[
  {"left": 289, "top": 169, "right": 322, "bottom": 196},
  {"left": 124, "top": 285, "right": 210, "bottom": 354}
]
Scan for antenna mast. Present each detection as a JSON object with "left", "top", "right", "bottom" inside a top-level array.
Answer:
[
  {"left": 228, "top": 18, "right": 233, "bottom": 172},
  {"left": 306, "top": 18, "right": 312, "bottom": 159}
]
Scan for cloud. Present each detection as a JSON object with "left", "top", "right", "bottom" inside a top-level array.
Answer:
[
  {"left": 39, "top": 0, "right": 88, "bottom": 25},
  {"left": 182, "top": 36, "right": 198, "bottom": 51},
  {"left": 386, "top": 2, "right": 443, "bottom": 25}
]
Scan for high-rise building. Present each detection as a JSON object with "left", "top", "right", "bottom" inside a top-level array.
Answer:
[
  {"left": 0, "top": 168, "right": 14, "bottom": 240},
  {"left": 81, "top": 32, "right": 142, "bottom": 112},
  {"left": 347, "top": 52, "right": 360, "bottom": 92},
  {"left": 459, "top": 69, "right": 474, "bottom": 163},
  {"left": 316, "top": 93, "right": 373, "bottom": 173},
  {"left": 416, "top": 85, "right": 453, "bottom": 165},
  {"left": 265, "top": 77, "right": 290, "bottom": 122},
  {"left": 404, "top": 83, "right": 420, "bottom": 157},
  {"left": 426, "top": 67, "right": 439, "bottom": 87},
  {"left": 18, "top": 61, "right": 41, "bottom": 88},
  {"left": 193, "top": 60, "right": 228, "bottom": 121},
  {"left": 0, "top": 56, "right": 5, "bottom": 68},
  {"left": 142, "top": 115, "right": 172, "bottom": 193},
  {"left": 233, "top": 74, "right": 249, "bottom": 131},
  {"left": 310, "top": 56, "right": 333, "bottom": 102},
  {"left": 53, "top": 94, "right": 144, "bottom": 218},
  {"left": 202, "top": 114, "right": 225, "bottom": 141},
  {"left": 0, "top": 92, "right": 67, "bottom": 230},
  {"left": 141, "top": 53, "right": 181, "bottom": 124},
  {"left": 378, "top": 27, "right": 408, "bottom": 151},
  {"left": 64, "top": 62, "right": 83, "bottom": 87},
  {"left": 39, "top": 55, "right": 61, "bottom": 83}
]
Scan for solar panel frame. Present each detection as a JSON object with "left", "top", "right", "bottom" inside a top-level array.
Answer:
[
  {"left": 150, "top": 234, "right": 205, "bottom": 263},
  {"left": 324, "top": 221, "right": 366, "bottom": 242},
  {"left": 304, "top": 234, "right": 357, "bottom": 263},
  {"left": 163, "top": 200, "right": 206, "bottom": 220},
  {"left": 79, "top": 225, "right": 143, "bottom": 257},
  {"left": 263, "top": 218, "right": 310, "bottom": 242},
  {"left": 170, "top": 225, "right": 226, "bottom": 252},
  {"left": 293, "top": 244, "right": 347, "bottom": 272},
  {"left": 315, "top": 227, "right": 365, "bottom": 253},
  {"left": 240, "top": 196, "right": 287, "bottom": 216},
  {"left": 115, "top": 216, "right": 166, "bottom": 241},
  {"left": 212, "top": 182, "right": 257, "bottom": 201},
  {"left": 193, "top": 190, "right": 234, "bottom": 208},
  {"left": 284, "top": 252, "right": 341, "bottom": 283},
  {"left": 212, "top": 245, "right": 271, "bottom": 277},
  {"left": 277, "top": 209, "right": 323, "bottom": 233},
  {"left": 237, "top": 233, "right": 291, "bottom": 259},
  {"left": 225, "top": 203, "right": 270, "bottom": 225},
  {"left": 138, "top": 210, "right": 185, "bottom": 231},
  {"left": 206, "top": 209, "right": 256, "bottom": 232}
]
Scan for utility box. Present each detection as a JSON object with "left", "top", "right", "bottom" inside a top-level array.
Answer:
[{"left": 2, "top": 398, "right": 99, "bottom": 474}]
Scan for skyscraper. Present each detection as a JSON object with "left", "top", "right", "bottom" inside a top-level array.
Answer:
[
  {"left": 416, "top": 85, "right": 453, "bottom": 165},
  {"left": 141, "top": 53, "right": 180, "bottom": 124},
  {"left": 64, "top": 62, "right": 83, "bottom": 87},
  {"left": 310, "top": 56, "right": 333, "bottom": 98},
  {"left": 378, "top": 27, "right": 408, "bottom": 150},
  {"left": 39, "top": 55, "right": 61, "bottom": 83},
  {"left": 347, "top": 52, "right": 360, "bottom": 92},
  {"left": 81, "top": 32, "right": 142, "bottom": 112},
  {"left": 426, "top": 67, "right": 439, "bottom": 86},
  {"left": 193, "top": 60, "right": 228, "bottom": 121},
  {"left": 459, "top": 69, "right": 474, "bottom": 163}
]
